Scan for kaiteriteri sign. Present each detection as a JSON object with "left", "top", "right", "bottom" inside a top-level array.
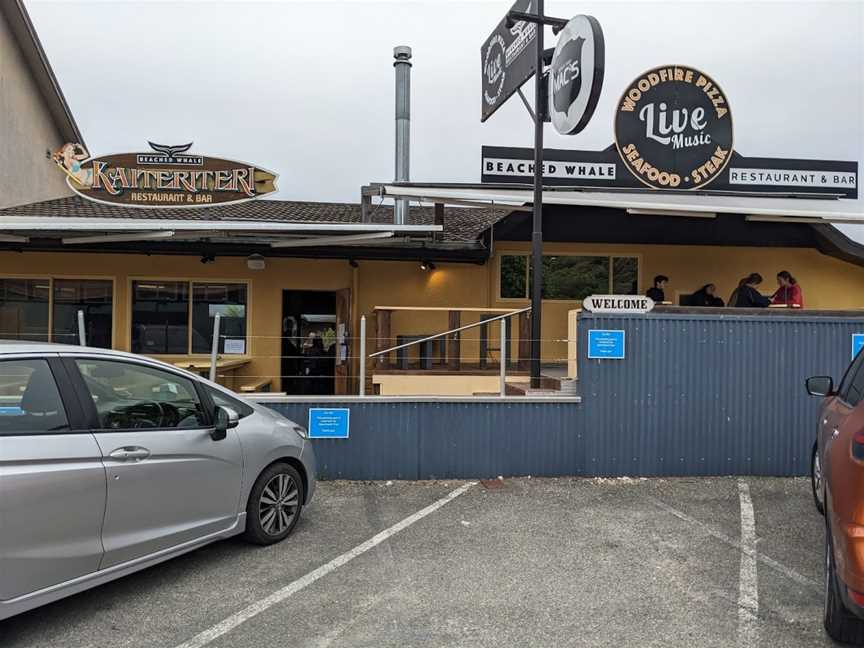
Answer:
[{"left": 51, "top": 141, "right": 278, "bottom": 208}]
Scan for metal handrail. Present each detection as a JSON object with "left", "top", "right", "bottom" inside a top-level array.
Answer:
[{"left": 368, "top": 306, "right": 530, "bottom": 358}]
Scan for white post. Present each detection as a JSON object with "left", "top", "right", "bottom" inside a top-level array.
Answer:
[
  {"left": 77, "top": 310, "right": 86, "bottom": 346},
  {"left": 359, "top": 315, "right": 366, "bottom": 396},
  {"left": 500, "top": 317, "right": 507, "bottom": 397},
  {"left": 209, "top": 313, "right": 221, "bottom": 383}
]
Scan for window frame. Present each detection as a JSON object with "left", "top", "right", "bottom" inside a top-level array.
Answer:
[
  {"left": 838, "top": 352, "right": 864, "bottom": 407},
  {"left": 496, "top": 252, "right": 642, "bottom": 302},
  {"left": 127, "top": 277, "right": 251, "bottom": 357},
  {"left": 0, "top": 275, "right": 116, "bottom": 347},
  {"left": 62, "top": 355, "right": 215, "bottom": 433},
  {"left": 0, "top": 355, "right": 88, "bottom": 436}
]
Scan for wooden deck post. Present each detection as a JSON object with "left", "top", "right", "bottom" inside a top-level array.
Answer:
[
  {"left": 517, "top": 310, "right": 531, "bottom": 371},
  {"left": 447, "top": 310, "right": 461, "bottom": 371},
  {"left": 376, "top": 309, "right": 392, "bottom": 368}
]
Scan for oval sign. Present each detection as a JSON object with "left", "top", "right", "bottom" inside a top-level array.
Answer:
[
  {"left": 582, "top": 294, "right": 654, "bottom": 314},
  {"left": 549, "top": 15, "right": 605, "bottom": 136},
  {"left": 614, "top": 65, "right": 733, "bottom": 190},
  {"left": 52, "top": 142, "right": 278, "bottom": 208}
]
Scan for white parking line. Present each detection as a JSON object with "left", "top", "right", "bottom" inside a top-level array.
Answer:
[
  {"left": 172, "top": 482, "right": 475, "bottom": 648},
  {"left": 647, "top": 495, "right": 820, "bottom": 592},
  {"left": 737, "top": 479, "right": 759, "bottom": 646}
]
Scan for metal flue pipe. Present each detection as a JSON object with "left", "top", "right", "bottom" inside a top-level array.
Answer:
[{"left": 393, "top": 45, "right": 412, "bottom": 225}]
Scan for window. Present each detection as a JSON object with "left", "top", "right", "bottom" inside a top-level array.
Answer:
[
  {"left": 542, "top": 256, "right": 609, "bottom": 300},
  {"left": 0, "top": 278, "right": 114, "bottom": 346},
  {"left": 0, "top": 279, "right": 50, "bottom": 342},
  {"left": 131, "top": 281, "right": 189, "bottom": 354},
  {"left": 611, "top": 257, "right": 639, "bottom": 295},
  {"left": 499, "top": 255, "right": 640, "bottom": 300},
  {"left": 53, "top": 280, "right": 113, "bottom": 349},
  {"left": 838, "top": 353, "right": 864, "bottom": 405},
  {"left": 500, "top": 256, "right": 528, "bottom": 299},
  {"left": 191, "top": 283, "right": 247, "bottom": 354},
  {"left": 207, "top": 386, "right": 254, "bottom": 419},
  {"left": 0, "top": 359, "right": 69, "bottom": 435},
  {"left": 75, "top": 359, "right": 206, "bottom": 429},
  {"left": 131, "top": 280, "right": 248, "bottom": 355}
]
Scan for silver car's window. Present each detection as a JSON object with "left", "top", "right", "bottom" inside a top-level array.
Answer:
[
  {"left": 0, "top": 359, "right": 69, "bottom": 435},
  {"left": 207, "top": 386, "right": 254, "bottom": 419},
  {"left": 75, "top": 359, "right": 206, "bottom": 430}
]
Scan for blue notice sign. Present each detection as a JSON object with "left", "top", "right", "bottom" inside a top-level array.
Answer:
[
  {"left": 853, "top": 334, "right": 864, "bottom": 361},
  {"left": 308, "top": 408, "right": 350, "bottom": 439},
  {"left": 588, "top": 329, "right": 625, "bottom": 359}
]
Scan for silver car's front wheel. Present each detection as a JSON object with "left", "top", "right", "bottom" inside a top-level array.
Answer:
[
  {"left": 244, "top": 463, "right": 304, "bottom": 545},
  {"left": 260, "top": 473, "right": 300, "bottom": 536}
]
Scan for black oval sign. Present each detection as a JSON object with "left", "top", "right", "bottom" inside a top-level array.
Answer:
[
  {"left": 549, "top": 15, "right": 604, "bottom": 136},
  {"left": 614, "top": 65, "right": 733, "bottom": 190}
]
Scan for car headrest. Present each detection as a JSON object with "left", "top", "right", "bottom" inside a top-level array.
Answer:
[{"left": 20, "top": 364, "right": 62, "bottom": 415}]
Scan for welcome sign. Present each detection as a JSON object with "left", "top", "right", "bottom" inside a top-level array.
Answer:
[{"left": 52, "top": 141, "right": 278, "bottom": 208}]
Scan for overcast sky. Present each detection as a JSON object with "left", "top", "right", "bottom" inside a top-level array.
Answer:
[{"left": 26, "top": 0, "right": 864, "bottom": 236}]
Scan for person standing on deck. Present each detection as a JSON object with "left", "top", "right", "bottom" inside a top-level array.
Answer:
[
  {"left": 732, "top": 273, "right": 772, "bottom": 308},
  {"left": 771, "top": 270, "right": 804, "bottom": 308},
  {"left": 646, "top": 275, "right": 669, "bottom": 303}
]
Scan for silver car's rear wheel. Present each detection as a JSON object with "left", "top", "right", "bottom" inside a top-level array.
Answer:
[
  {"left": 259, "top": 473, "right": 300, "bottom": 536},
  {"left": 243, "top": 463, "right": 304, "bottom": 545}
]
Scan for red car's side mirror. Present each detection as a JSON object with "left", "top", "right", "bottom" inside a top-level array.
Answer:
[{"left": 806, "top": 376, "right": 834, "bottom": 397}]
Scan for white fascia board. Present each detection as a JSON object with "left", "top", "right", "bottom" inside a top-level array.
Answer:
[
  {"left": 381, "top": 185, "right": 864, "bottom": 220},
  {"left": 0, "top": 216, "right": 442, "bottom": 233}
]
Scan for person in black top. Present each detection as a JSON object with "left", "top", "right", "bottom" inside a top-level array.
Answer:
[
  {"left": 690, "top": 283, "right": 725, "bottom": 307},
  {"left": 646, "top": 275, "right": 668, "bottom": 303},
  {"left": 732, "top": 273, "right": 772, "bottom": 308}
]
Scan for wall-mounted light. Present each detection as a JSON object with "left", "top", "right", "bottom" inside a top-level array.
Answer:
[
  {"left": 247, "top": 253, "right": 266, "bottom": 270},
  {"left": 349, "top": 259, "right": 359, "bottom": 268},
  {"left": 420, "top": 260, "right": 436, "bottom": 271}
]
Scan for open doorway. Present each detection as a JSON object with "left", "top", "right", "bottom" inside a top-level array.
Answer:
[{"left": 281, "top": 289, "right": 351, "bottom": 395}]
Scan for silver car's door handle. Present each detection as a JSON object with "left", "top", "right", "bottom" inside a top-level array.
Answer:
[{"left": 108, "top": 446, "right": 151, "bottom": 462}]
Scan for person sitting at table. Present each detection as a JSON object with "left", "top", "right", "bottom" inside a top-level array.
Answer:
[
  {"left": 732, "top": 273, "right": 772, "bottom": 308},
  {"left": 690, "top": 283, "right": 725, "bottom": 307},
  {"left": 771, "top": 270, "right": 804, "bottom": 308},
  {"left": 646, "top": 275, "right": 669, "bottom": 303}
]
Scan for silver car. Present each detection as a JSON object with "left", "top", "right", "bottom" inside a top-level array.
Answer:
[{"left": 0, "top": 341, "right": 316, "bottom": 621}]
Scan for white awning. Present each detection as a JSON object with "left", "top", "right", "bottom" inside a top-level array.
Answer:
[
  {"left": 382, "top": 185, "right": 864, "bottom": 223},
  {"left": 0, "top": 216, "right": 441, "bottom": 233}
]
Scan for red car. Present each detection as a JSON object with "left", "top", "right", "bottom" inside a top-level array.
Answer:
[{"left": 807, "top": 354, "right": 864, "bottom": 645}]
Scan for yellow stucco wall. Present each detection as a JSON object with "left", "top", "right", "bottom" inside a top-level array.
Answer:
[
  {"left": 0, "top": 10, "right": 72, "bottom": 208},
  {"left": 490, "top": 241, "right": 864, "bottom": 362},
  {"left": 2, "top": 243, "right": 863, "bottom": 393}
]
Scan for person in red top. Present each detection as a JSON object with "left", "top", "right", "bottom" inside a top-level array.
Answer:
[{"left": 772, "top": 270, "right": 804, "bottom": 308}]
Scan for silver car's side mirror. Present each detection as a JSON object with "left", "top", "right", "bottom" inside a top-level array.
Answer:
[
  {"left": 212, "top": 406, "right": 239, "bottom": 440},
  {"left": 805, "top": 376, "right": 834, "bottom": 397}
]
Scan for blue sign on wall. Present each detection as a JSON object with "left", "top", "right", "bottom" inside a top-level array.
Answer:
[
  {"left": 587, "top": 329, "right": 625, "bottom": 359},
  {"left": 308, "top": 408, "right": 350, "bottom": 439},
  {"left": 853, "top": 334, "right": 864, "bottom": 361}
]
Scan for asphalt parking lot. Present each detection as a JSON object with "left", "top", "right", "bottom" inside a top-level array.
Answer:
[{"left": 1, "top": 477, "right": 833, "bottom": 647}]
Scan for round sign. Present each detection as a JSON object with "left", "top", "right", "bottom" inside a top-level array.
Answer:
[
  {"left": 549, "top": 15, "right": 605, "bottom": 136},
  {"left": 614, "top": 65, "right": 733, "bottom": 190}
]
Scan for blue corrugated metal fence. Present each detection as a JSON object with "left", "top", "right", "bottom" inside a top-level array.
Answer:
[{"left": 261, "top": 311, "right": 864, "bottom": 479}]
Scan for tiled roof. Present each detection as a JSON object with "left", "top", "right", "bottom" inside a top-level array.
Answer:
[{"left": 0, "top": 196, "right": 512, "bottom": 243}]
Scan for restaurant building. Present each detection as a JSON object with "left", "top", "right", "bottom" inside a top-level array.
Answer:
[{"left": 1, "top": 0, "right": 862, "bottom": 397}]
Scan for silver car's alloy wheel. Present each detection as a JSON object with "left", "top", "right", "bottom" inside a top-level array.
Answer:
[
  {"left": 814, "top": 451, "right": 825, "bottom": 510},
  {"left": 259, "top": 473, "right": 299, "bottom": 536}
]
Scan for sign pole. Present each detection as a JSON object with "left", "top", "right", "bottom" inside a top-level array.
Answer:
[{"left": 529, "top": 0, "right": 544, "bottom": 390}]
